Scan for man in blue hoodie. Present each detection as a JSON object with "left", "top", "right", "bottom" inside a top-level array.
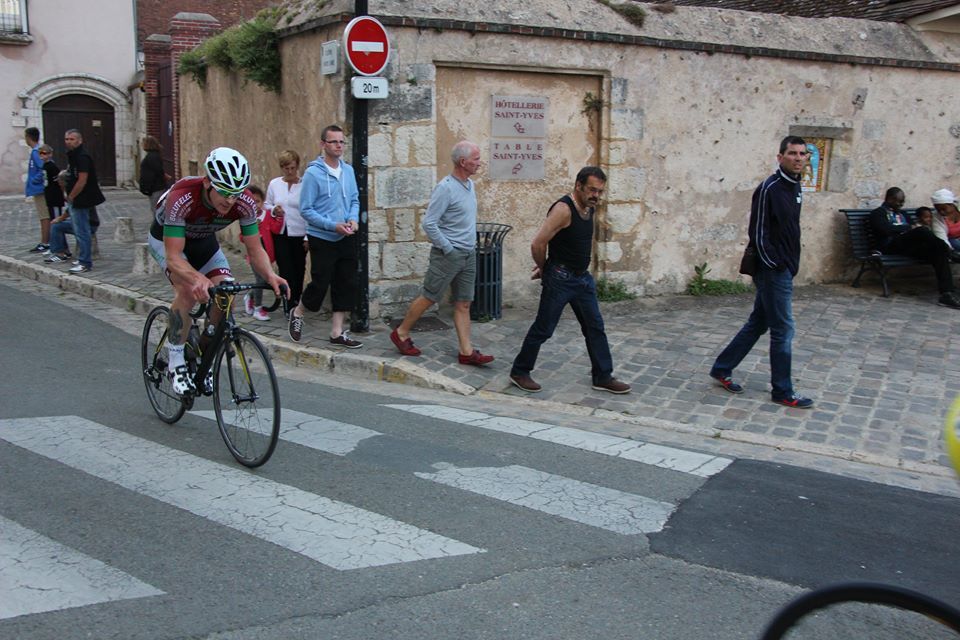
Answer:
[
  {"left": 24, "top": 127, "right": 48, "bottom": 252},
  {"left": 288, "top": 125, "right": 363, "bottom": 348},
  {"left": 709, "top": 135, "right": 814, "bottom": 409}
]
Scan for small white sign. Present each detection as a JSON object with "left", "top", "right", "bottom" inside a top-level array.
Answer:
[
  {"left": 321, "top": 41, "right": 339, "bottom": 75},
  {"left": 492, "top": 95, "right": 548, "bottom": 138},
  {"left": 351, "top": 76, "right": 389, "bottom": 100},
  {"left": 490, "top": 139, "right": 546, "bottom": 180}
]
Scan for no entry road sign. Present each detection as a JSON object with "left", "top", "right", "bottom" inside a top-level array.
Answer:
[{"left": 344, "top": 16, "right": 390, "bottom": 77}]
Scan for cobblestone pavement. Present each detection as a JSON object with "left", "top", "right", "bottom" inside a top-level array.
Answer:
[{"left": 4, "top": 189, "right": 960, "bottom": 496}]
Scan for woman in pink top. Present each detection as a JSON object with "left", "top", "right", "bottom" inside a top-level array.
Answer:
[
  {"left": 946, "top": 212, "right": 960, "bottom": 251},
  {"left": 265, "top": 150, "right": 307, "bottom": 312}
]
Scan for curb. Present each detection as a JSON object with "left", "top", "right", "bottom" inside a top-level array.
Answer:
[{"left": 0, "top": 254, "right": 477, "bottom": 396}]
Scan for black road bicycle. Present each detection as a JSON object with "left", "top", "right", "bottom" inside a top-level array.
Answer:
[{"left": 141, "top": 282, "right": 288, "bottom": 468}]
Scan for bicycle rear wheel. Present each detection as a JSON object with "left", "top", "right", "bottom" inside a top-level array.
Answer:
[
  {"left": 760, "top": 582, "right": 960, "bottom": 639},
  {"left": 141, "top": 306, "right": 186, "bottom": 423},
  {"left": 212, "top": 329, "right": 280, "bottom": 467}
]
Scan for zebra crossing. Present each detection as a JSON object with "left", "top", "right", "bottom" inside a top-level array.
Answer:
[{"left": 0, "top": 404, "right": 731, "bottom": 621}]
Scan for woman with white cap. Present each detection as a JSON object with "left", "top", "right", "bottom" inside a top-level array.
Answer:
[{"left": 931, "top": 188, "right": 960, "bottom": 252}]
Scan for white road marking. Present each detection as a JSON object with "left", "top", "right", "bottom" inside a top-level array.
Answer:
[
  {"left": 192, "top": 408, "right": 381, "bottom": 455},
  {"left": 416, "top": 464, "right": 674, "bottom": 534},
  {"left": 351, "top": 41, "right": 384, "bottom": 53},
  {"left": 383, "top": 405, "right": 732, "bottom": 477},
  {"left": 0, "top": 417, "right": 482, "bottom": 571},
  {"left": 0, "top": 516, "right": 163, "bottom": 620}
]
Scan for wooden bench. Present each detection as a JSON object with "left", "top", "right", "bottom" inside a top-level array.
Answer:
[{"left": 840, "top": 208, "right": 922, "bottom": 297}]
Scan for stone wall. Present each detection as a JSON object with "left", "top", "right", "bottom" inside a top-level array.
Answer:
[{"left": 178, "top": 1, "right": 960, "bottom": 314}]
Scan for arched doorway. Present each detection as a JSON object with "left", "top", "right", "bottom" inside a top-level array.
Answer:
[{"left": 42, "top": 95, "right": 116, "bottom": 186}]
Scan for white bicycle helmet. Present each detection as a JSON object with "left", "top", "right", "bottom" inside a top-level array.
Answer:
[{"left": 204, "top": 147, "right": 250, "bottom": 194}]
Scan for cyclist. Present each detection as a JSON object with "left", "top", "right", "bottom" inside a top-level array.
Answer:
[{"left": 148, "top": 147, "right": 288, "bottom": 395}]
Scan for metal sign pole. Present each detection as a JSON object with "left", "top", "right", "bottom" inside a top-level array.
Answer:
[{"left": 351, "top": 0, "right": 370, "bottom": 333}]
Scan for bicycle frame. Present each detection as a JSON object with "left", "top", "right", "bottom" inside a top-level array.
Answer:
[{"left": 188, "top": 283, "right": 288, "bottom": 398}]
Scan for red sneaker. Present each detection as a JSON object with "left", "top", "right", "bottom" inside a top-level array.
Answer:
[
  {"left": 390, "top": 328, "right": 421, "bottom": 356},
  {"left": 458, "top": 350, "right": 494, "bottom": 366}
]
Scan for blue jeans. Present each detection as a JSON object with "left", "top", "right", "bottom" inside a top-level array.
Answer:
[
  {"left": 511, "top": 263, "right": 614, "bottom": 384},
  {"left": 69, "top": 207, "right": 93, "bottom": 268},
  {"left": 711, "top": 265, "right": 795, "bottom": 399},
  {"left": 49, "top": 218, "right": 74, "bottom": 255}
]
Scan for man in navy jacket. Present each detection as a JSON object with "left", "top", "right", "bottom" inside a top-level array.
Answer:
[{"left": 709, "top": 136, "right": 814, "bottom": 408}]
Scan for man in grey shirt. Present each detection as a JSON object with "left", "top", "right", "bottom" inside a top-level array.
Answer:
[{"left": 390, "top": 140, "right": 494, "bottom": 366}]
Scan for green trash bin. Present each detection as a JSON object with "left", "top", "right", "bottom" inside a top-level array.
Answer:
[{"left": 471, "top": 222, "right": 512, "bottom": 321}]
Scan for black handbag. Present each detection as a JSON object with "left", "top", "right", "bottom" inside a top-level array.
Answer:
[{"left": 739, "top": 244, "right": 757, "bottom": 276}]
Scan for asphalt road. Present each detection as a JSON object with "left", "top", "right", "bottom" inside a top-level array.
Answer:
[{"left": 2, "top": 279, "right": 958, "bottom": 639}]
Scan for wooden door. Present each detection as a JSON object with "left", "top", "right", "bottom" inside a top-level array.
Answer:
[{"left": 42, "top": 94, "right": 116, "bottom": 186}]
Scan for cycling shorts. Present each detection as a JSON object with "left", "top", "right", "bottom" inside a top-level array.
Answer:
[{"left": 147, "top": 233, "right": 233, "bottom": 280}]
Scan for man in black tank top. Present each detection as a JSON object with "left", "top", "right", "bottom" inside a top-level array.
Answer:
[{"left": 509, "top": 167, "right": 631, "bottom": 395}]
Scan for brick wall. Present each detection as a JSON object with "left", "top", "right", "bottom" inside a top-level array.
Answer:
[
  {"left": 169, "top": 13, "right": 221, "bottom": 179},
  {"left": 137, "top": 0, "right": 274, "bottom": 47},
  {"left": 142, "top": 35, "right": 171, "bottom": 142}
]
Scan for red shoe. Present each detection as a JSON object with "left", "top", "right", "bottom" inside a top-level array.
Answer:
[
  {"left": 458, "top": 350, "right": 494, "bottom": 366},
  {"left": 390, "top": 328, "right": 421, "bottom": 356}
]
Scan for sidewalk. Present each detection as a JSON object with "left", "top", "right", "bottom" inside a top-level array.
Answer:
[{"left": 3, "top": 189, "right": 959, "bottom": 494}]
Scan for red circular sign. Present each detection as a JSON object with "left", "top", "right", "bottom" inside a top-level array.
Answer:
[{"left": 343, "top": 16, "right": 390, "bottom": 77}]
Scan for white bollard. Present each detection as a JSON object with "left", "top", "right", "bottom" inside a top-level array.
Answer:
[
  {"left": 114, "top": 216, "right": 136, "bottom": 243},
  {"left": 132, "top": 242, "right": 162, "bottom": 275}
]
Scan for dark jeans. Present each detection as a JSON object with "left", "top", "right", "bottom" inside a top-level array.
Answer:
[
  {"left": 301, "top": 234, "right": 357, "bottom": 313},
  {"left": 883, "top": 227, "right": 954, "bottom": 294},
  {"left": 273, "top": 232, "right": 307, "bottom": 309},
  {"left": 711, "top": 265, "right": 795, "bottom": 399},
  {"left": 511, "top": 263, "right": 614, "bottom": 384}
]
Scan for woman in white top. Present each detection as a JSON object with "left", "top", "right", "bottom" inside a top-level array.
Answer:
[{"left": 265, "top": 150, "right": 307, "bottom": 311}]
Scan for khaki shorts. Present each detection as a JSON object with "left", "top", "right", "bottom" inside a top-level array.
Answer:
[
  {"left": 422, "top": 246, "right": 476, "bottom": 303},
  {"left": 33, "top": 196, "right": 48, "bottom": 221}
]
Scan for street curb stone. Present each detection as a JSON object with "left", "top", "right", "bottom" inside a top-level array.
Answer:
[{"left": 0, "top": 253, "right": 476, "bottom": 397}]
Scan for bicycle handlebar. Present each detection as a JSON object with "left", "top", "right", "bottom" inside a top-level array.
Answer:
[{"left": 190, "top": 283, "right": 290, "bottom": 319}]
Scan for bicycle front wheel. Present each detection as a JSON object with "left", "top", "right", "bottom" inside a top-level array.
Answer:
[
  {"left": 141, "top": 306, "right": 186, "bottom": 424},
  {"left": 212, "top": 329, "right": 280, "bottom": 467},
  {"left": 760, "top": 582, "right": 960, "bottom": 639}
]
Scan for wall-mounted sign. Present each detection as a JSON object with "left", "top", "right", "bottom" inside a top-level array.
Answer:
[
  {"left": 490, "top": 95, "right": 548, "bottom": 180},
  {"left": 321, "top": 41, "right": 339, "bottom": 75},
  {"left": 802, "top": 138, "right": 831, "bottom": 193},
  {"left": 491, "top": 95, "right": 547, "bottom": 138}
]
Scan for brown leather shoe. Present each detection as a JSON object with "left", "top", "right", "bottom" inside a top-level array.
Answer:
[
  {"left": 509, "top": 373, "right": 542, "bottom": 393},
  {"left": 592, "top": 378, "right": 631, "bottom": 394}
]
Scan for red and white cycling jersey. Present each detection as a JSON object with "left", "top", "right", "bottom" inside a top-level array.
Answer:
[{"left": 150, "top": 176, "right": 258, "bottom": 241}]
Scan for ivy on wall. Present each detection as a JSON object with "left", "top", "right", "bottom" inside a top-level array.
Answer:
[
  {"left": 596, "top": 0, "right": 646, "bottom": 28},
  {"left": 177, "top": 8, "right": 284, "bottom": 94}
]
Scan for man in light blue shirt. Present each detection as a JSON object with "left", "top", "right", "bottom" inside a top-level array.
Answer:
[
  {"left": 390, "top": 141, "right": 494, "bottom": 366},
  {"left": 24, "top": 127, "right": 49, "bottom": 252}
]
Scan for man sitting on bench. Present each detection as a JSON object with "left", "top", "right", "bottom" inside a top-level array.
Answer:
[{"left": 870, "top": 186, "right": 960, "bottom": 309}]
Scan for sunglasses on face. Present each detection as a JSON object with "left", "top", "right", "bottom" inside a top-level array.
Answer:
[{"left": 212, "top": 186, "right": 242, "bottom": 199}]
